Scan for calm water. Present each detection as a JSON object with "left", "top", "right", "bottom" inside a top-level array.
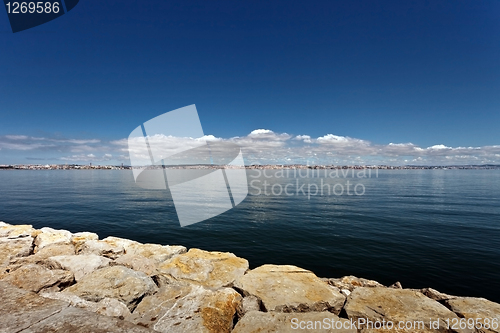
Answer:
[{"left": 0, "top": 169, "right": 499, "bottom": 302}]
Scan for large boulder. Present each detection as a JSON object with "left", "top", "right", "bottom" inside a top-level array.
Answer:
[
  {"left": 8, "top": 243, "right": 75, "bottom": 270},
  {"left": 44, "top": 254, "right": 111, "bottom": 281},
  {"left": 0, "top": 281, "right": 69, "bottom": 332},
  {"left": 78, "top": 239, "right": 125, "bottom": 259},
  {"left": 113, "top": 253, "right": 158, "bottom": 276},
  {"left": 157, "top": 248, "right": 248, "bottom": 289},
  {"left": 0, "top": 263, "right": 74, "bottom": 292},
  {"left": 131, "top": 284, "right": 241, "bottom": 333},
  {"left": 70, "top": 231, "right": 98, "bottom": 249},
  {"left": 0, "top": 237, "right": 33, "bottom": 267},
  {"left": 41, "top": 291, "right": 131, "bottom": 318},
  {"left": 233, "top": 311, "right": 357, "bottom": 333},
  {"left": 64, "top": 265, "right": 158, "bottom": 310},
  {"left": 0, "top": 281, "right": 155, "bottom": 332},
  {"left": 130, "top": 283, "right": 193, "bottom": 325},
  {"left": 445, "top": 297, "right": 500, "bottom": 333},
  {"left": 0, "top": 223, "right": 36, "bottom": 239},
  {"left": 77, "top": 236, "right": 139, "bottom": 259},
  {"left": 34, "top": 227, "right": 72, "bottom": 252},
  {"left": 234, "top": 264, "right": 345, "bottom": 314},
  {"left": 125, "top": 243, "right": 186, "bottom": 262},
  {"left": 344, "top": 287, "right": 473, "bottom": 333}
]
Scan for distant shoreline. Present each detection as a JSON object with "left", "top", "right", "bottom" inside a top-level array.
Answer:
[{"left": 1, "top": 164, "right": 500, "bottom": 170}]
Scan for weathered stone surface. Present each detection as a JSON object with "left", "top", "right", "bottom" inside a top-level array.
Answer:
[
  {"left": 78, "top": 239, "right": 125, "bottom": 259},
  {"left": 0, "top": 281, "right": 69, "bottom": 332},
  {"left": 0, "top": 237, "right": 33, "bottom": 267},
  {"left": 114, "top": 253, "right": 158, "bottom": 275},
  {"left": 389, "top": 281, "right": 402, "bottom": 289},
  {"left": 19, "top": 306, "right": 155, "bottom": 333},
  {"left": 157, "top": 248, "right": 249, "bottom": 289},
  {"left": 233, "top": 311, "right": 357, "bottom": 333},
  {"left": 445, "top": 297, "right": 500, "bottom": 333},
  {"left": 45, "top": 254, "right": 111, "bottom": 281},
  {"left": 0, "top": 263, "right": 74, "bottom": 292},
  {"left": 1, "top": 281, "right": 154, "bottom": 332},
  {"left": 420, "top": 287, "right": 457, "bottom": 301},
  {"left": 0, "top": 223, "right": 35, "bottom": 239},
  {"left": 77, "top": 235, "right": 139, "bottom": 259},
  {"left": 237, "top": 295, "right": 261, "bottom": 317},
  {"left": 104, "top": 235, "right": 141, "bottom": 248},
  {"left": 235, "top": 264, "right": 345, "bottom": 314},
  {"left": 130, "top": 284, "right": 195, "bottom": 325},
  {"left": 131, "top": 284, "right": 241, "bottom": 333},
  {"left": 40, "top": 291, "right": 131, "bottom": 318},
  {"left": 9, "top": 243, "right": 75, "bottom": 270},
  {"left": 126, "top": 243, "right": 186, "bottom": 262},
  {"left": 94, "top": 297, "right": 132, "bottom": 318},
  {"left": 325, "top": 275, "right": 384, "bottom": 292},
  {"left": 70, "top": 231, "right": 98, "bottom": 249},
  {"left": 64, "top": 265, "right": 158, "bottom": 310},
  {"left": 34, "top": 227, "right": 72, "bottom": 252},
  {"left": 344, "top": 287, "right": 473, "bottom": 333},
  {"left": 40, "top": 290, "right": 95, "bottom": 308}
]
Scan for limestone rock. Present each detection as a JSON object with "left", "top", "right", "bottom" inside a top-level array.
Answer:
[
  {"left": 77, "top": 236, "right": 139, "bottom": 259},
  {"left": 131, "top": 284, "right": 241, "bottom": 333},
  {"left": 40, "top": 290, "right": 95, "bottom": 308},
  {"left": 0, "top": 223, "right": 35, "bottom": 239},
  {"left": 71, "top": 231, "right": 98, "bottom": 249},
  {"left": 157, "top": 248, "right": 248, "bottom": 289},
  {"left": 389, "top": 281, "right": 402, "bottom": 289},
  {"left": 1, "top": 281, "right": 154, "bottom": 332},
  {"left": 237, "top": 295, "right": 261, "bottom": 317},
  {"left": 45, "top": 254, "right": 111, "bottom": 281},
  {"left": 445, "top": 297, "right": 500, "bottom": 333},
  {"left": 40, "top": 291, "right": 131, "bottom": 318},
  {"left": 341, "top": 289, "right": 351, "bottom": 297},
  {"left": 233, "top": 311, "right": 357, "bottom": 333},
  {"left": 130, "top": 284, "right": 195, "bottom": 325},
  {"left": 420, "top": 287, "right": 456, "bottom": 301},
  {"left": 95, "top": 297, "right": 132, "bottom": 318},
  {"left": 344, "top": 287, "right": 473, "bottom": 333},
  {"left": 8, "top": 243, "right": 75, "bottom": 270},
  {"left": 0, "top": 281, "right": 69, "bottom": 332},
  {"left": 21, "top": 306, "right": 156, "bottom": 333},
  {"left": 103, "top": 235, "right": 141, "bottom": 248},
  {"left": 114, "top": 253, "right": 158, "bottom": 276},
  {"left": 64, "top": 265, "right": 158, "bottom": 310},
  {"left": 78, "top": 239, "right": 125, "bottom": 259},
  {"left": 0, "top": 237, "right": 33, "bottom": 267},
  {"left": 126, "top": 243, "right": 187, "bottom": 262},
  {"left": 234, "top": 264, "right": 345, "bottom": 314},
  {"left": 325, "top": 275, "right": 384, "bottom": 292},
  {"left": 34, "top": 227, "right": 72, "bottom": 252},
  {"left": 0, "top": 263, "right": 74, "bottom": 293}
]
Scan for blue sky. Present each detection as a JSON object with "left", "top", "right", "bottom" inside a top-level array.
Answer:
[{"left": 1, "top": 0, "right": 499, "bottom": 165}]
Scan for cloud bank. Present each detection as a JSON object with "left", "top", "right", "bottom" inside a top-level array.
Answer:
[{"left": 1, "top": 130, "right": 500, "bottom": 165}]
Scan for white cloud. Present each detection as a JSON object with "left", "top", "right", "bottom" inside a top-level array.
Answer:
[
  {"left": 295, "top": 135, "right": 312, "bottom": 143},
  {"left": 2, "top": 131, "right": 500, "bottom": 165}
]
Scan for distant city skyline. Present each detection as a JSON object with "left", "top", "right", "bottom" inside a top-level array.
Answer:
[{"left": 1, "top": 1, "right": 499, "bottom": 165}]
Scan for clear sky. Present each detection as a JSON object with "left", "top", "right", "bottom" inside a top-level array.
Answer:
[{"left": 1, "top": 0, "right": 499, "bottom": 165}]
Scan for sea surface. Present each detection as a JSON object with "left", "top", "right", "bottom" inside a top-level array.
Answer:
[{"left": 0, "top": 169, "right": 499, "bottom": 302}]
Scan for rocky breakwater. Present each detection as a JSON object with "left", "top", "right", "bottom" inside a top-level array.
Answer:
[{"left": 0, "top": 222, "right": 499, "bottom": 333}]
